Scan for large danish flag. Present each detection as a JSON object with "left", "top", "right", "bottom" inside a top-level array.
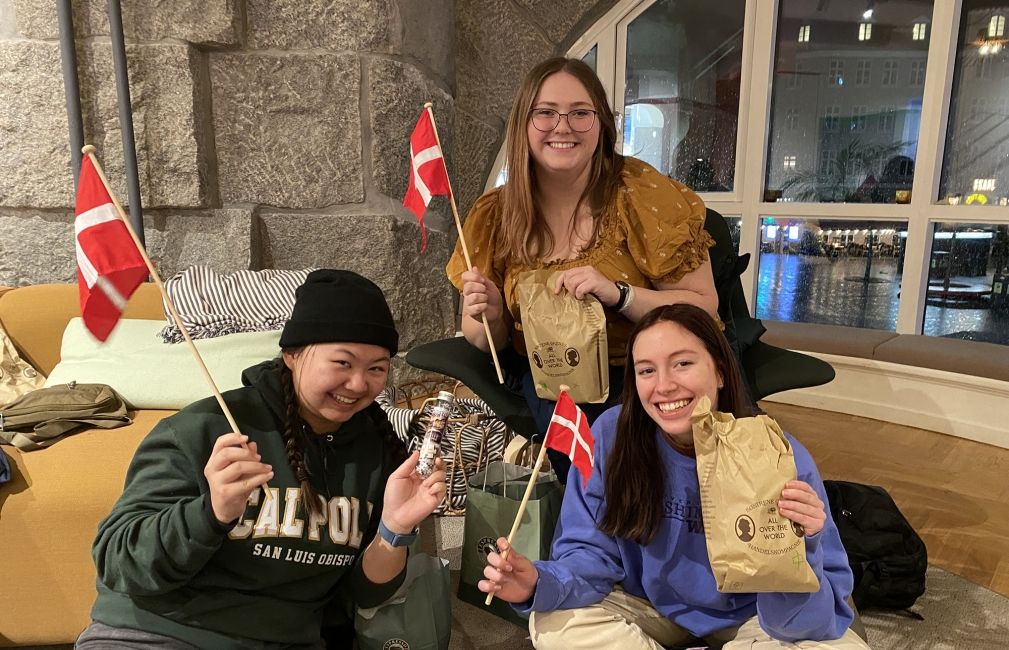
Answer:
[
  {"left": 74, "top": 155, "right": 148, "bottom": 342},
  {"left": 403, "top": 109, "right": 450, "bottom": 252},
  {"left": 544, "top": 390, "right": 596, "bottom": 488}
]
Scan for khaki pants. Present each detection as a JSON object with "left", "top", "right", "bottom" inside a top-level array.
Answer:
[{"left": 529, "top": 589, "right": 872, "bottom": 650}]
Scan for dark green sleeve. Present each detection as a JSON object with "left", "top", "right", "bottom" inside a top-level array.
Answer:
[
  {"left": 346, "top": 477, "right": 408, "bottom": 609},
  {"left": 92, "top": 418, "right": 227, "bottom": 596}
]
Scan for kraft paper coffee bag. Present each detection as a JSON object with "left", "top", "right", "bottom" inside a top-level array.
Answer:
[
  {"left": 691, "top": 396, "right": 819, "bottom": 593},
  {"left": 517, "top": 269, "right": 608, "bottom": 404}
]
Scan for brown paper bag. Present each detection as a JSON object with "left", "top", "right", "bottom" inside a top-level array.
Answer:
[
  {"left": 691, "top": 396, "right": 819, "bottom": 593},
  {"left": 517, "top": 269, "right": 608, "bottom": 404}
]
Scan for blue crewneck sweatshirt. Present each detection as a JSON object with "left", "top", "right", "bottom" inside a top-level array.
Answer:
[{"left": 525, "top": 405, "right": 855, "bottom": 642}]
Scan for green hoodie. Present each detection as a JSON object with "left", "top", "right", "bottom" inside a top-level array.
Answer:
[{"left": 90, "top": 360, "right": 405, "bottom": 649}]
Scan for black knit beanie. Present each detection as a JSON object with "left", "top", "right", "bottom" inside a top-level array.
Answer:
[{"left": 279, "top": 269, "right": 398, "bottom": 355}]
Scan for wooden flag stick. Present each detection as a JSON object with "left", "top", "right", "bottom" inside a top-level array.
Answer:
[
  {"left": 81, "top": 145, "right": 251, "bottom": 453},
  {"left": 484, "top": 384, "right": 568, "bottom": 606},
  {"left": 423, "top": 103, "right": 505, "bottom": 385}
]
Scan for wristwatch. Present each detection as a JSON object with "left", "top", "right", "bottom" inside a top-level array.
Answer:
[
  {"left": 614, "top": 281, "right": 632, "bottom": 310},
  {"left": 377, "top": 519, "right": 418, "bottom": 548}
]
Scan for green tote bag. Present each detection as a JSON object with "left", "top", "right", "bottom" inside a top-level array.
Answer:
[{"left": 457, "top": 461, "right": 564, "bottom": 627}]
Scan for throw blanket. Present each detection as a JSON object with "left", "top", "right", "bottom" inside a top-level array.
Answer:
[{"left": 159, "top": 267, "right": 313, "bottom": 342}]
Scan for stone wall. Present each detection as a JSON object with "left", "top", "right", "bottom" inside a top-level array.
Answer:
[{"left": 0, "top": 0, "right": 619, "bottom": 369}]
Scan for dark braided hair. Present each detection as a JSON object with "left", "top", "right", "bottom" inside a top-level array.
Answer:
[{"left": 279, "top": 360, "right": 325, "bottom": 521}]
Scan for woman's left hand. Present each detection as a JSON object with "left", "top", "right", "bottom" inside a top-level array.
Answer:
[
  {"left": 553, "top": 265, "right": 621, "bottom": 307},
  {"left": 380, "top": 451, "right": 447, "bottom": 535},
  {"left": 778, "top": 480, "right": 827, "bottom": 537}
]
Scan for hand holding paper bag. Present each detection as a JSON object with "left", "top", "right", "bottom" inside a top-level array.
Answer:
[
  {"left": 690, "top": 395, "right": 820, "bottom": 593},
  {"left": 517, "top": 269, "right": 609, "bottom": 404}
]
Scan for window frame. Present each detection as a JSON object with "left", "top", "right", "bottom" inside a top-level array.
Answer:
[{"left": 485, "top": 0, "right": 1009, "bottom": 338}]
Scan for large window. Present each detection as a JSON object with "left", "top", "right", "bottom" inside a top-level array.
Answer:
[
  {"left": 525, "top": 0, "right": 1009, "bottom": 346},
  {"left": 766, "top": 0, "right": 933, "bottom": 204},
  {"left": 622, "top": 0, "right": 745, "bottom": 190},
  {"left": 939, "top": 1, "right": 1009, "bottom": 204},
  {"left": 756, "top": 218, "right": 907, "bottom": 329},
  {"left": 923, "top": 222, "right": 1009, "bottom": 343}
]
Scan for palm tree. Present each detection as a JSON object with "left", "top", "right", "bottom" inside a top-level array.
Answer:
[{"left": 779, "top": 139, "right": 912, "bottom": 203}]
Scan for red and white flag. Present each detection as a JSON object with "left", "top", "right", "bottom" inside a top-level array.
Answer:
[
  {"left": 74, "top": 156, "right": 148, "bottom": 342},
  {"left": 544, "top": 390, "right": 596, "bottom": 488},
  {"left": 403, "top": 109, "right": 450, "bottom": 252}
]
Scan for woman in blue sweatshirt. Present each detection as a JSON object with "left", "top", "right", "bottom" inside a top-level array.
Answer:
[{"left": 478, "top": 304, "right": 870, "bottom": 649}]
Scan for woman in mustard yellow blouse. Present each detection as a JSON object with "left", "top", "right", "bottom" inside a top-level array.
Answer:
[{"left": 446, "top": 57, "right": 718, "bottom": 479}]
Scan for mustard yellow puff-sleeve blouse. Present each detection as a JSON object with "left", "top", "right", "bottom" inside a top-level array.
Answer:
[{"left": 446, "top": 158, "right": 714, "bottom": 365}]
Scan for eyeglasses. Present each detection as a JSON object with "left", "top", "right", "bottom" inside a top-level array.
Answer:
[{"left": 528, "top": 108, "right": 598, "bottom": 133}]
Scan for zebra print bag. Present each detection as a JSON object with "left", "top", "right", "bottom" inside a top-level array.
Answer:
[{"left": 377, "top": 389, "right": 511, "bottom": 514}]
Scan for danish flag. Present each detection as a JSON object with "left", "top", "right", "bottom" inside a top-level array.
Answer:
[
  {"left": 544, "top": 390, "right": 596, "bottom": 488},
  {"left": 403, "top": 109, "right": 451, "bottom": 252},
  {"left": 74, "top": 155, "right": 148, "bottom": 342}
]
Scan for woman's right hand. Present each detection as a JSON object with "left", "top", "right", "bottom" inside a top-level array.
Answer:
[
  {"left": 461, "top": 266, "right": 503, "bottom": 323},
  {"left": 478, "top": 538, "right": 539, "bottom": 604},
  {"left": 204, "top": 433, "right": 274, "bottom": 525}
]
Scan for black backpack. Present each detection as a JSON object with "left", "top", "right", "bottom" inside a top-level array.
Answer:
[{"left": 824, "top": 480, "right": 927, "bottom": 611}]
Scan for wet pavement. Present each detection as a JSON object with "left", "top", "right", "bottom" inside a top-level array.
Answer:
[{"left": 754, "top": 253, "right": 1009, "bottom": 345}]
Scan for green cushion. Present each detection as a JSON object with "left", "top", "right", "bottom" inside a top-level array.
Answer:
[{"left": 44, "top": 318, "right": 281, "bottom": 410}]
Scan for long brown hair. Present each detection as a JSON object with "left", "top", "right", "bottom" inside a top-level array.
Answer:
[
  {"left": 497, "top": 57, "right": 624, "bottom": 267},
  {"left": 599, "top": 305, "right": 757, "bottom": 544},
  {"left": 279, "top": 350, "right": 407, "bottom": 522}
]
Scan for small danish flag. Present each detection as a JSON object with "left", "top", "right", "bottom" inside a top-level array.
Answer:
[
  {"left": 544, "top": 390, "right": 596, "bottom": 488},
  {"left": 403, "top": 109, "right": 451, "bottom": 252}
]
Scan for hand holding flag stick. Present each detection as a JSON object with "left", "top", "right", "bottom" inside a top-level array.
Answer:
[
  {"left": 484, "top": 387, "right": 595, "bottom": 605},
  {"left": 77, "top": 145, "right": 251, "bottom": 454},
  {"left": 404, "top": 104, "right": 504, "bottom": 384}
]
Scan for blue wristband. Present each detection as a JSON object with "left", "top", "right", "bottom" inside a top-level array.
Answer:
[{"left": 378, "top": 519, "right": 418, "bottom": 548}]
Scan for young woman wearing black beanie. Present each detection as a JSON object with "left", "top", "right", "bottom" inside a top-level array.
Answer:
[{"left": 77, "top": 269, "right": 445, "bottom": 650}]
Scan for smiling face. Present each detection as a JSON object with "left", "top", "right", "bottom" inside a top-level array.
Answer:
[
  {"left": 284, "top": 342, "right": 390, "bottom": 432},
  {"left": 632, "top": 320, "right": 723, "bottom": 442},
  {"left": 527, "top": 71, "right": 601, "bottom": 180}
]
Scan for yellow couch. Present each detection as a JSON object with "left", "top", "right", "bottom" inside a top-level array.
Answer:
[{"left": 0, "top": 283, "right": 174, "bottom": 647}]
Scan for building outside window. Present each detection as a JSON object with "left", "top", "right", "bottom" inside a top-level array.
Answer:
[
  {"left": 622, "top": 0, "right": 745, "bottom": 190},
  {"left": 940, "top": 0, "right": 1009, "bottom": 207},
  {"left": 851, "top": 105, "right": 868, "bottom": 131},
  {"left": 828, "top": 58, "right": 844, "bottom": 85},
  {"left": 856, "top": 60, "right": 872, "bottom": 85},
  {"left": 824, "top": 104, "right": 840, "bottom": 131},
  {"left": 882, "top": 60, "right": 899, "bottom": 85},
  {"left": 518, "top": 0, "right": 1009, "bottom": 345},
  {"left": 766, "top": 0, "right": 931, "bottom": 205},
  {"left": 878, "top": 108, "right": 897, "bottom": 133},
  {"left": 989, "top": 14, "right": 1005, "bottom": 37}
]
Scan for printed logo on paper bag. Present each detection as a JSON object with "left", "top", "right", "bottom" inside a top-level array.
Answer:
[
  {"left": 530, "top": 341, "right": 575, "bottom": 380},
  {"left": 735, "top": 500, "right": 803, "bottom": 555}
]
